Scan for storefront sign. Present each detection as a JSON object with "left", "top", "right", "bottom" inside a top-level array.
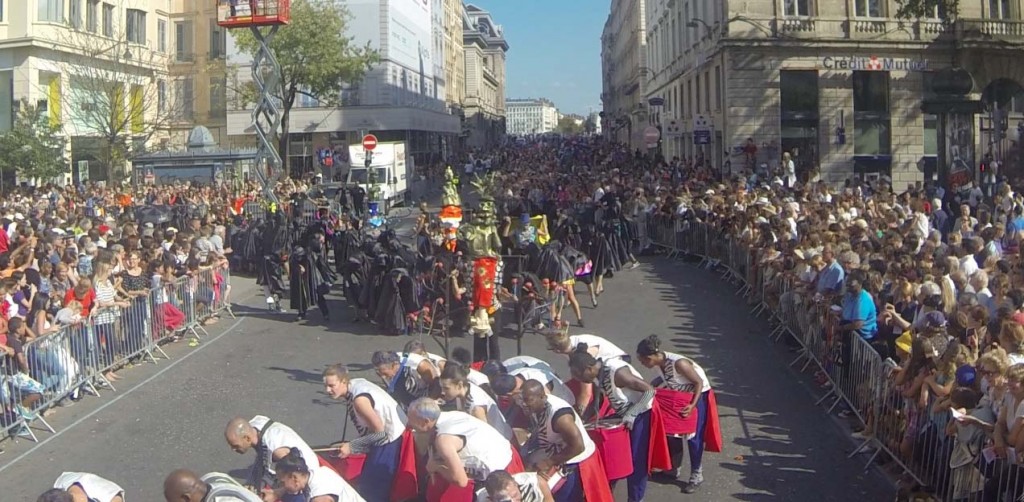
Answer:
[{"left": 822, "top": 56, "right": 929, "bottom": 72}]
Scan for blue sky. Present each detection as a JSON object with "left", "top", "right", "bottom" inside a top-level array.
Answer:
[{"left": 467, "top": 1, "right": 604, "bottom": 116}]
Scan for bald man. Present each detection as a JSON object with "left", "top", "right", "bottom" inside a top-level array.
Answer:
[
  {"left": 49, "top": 472, "right": 124, "bottom": 502},
  {"left": 163, "top": 469, "right": 262, "bottom": 502},
  {"left": 223, "top": 415, "right": 319, "bottom": 491}
]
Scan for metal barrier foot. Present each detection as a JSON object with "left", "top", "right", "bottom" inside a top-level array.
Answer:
[{"left": 788, "top": 349, "right": 809, "bottom": 368}]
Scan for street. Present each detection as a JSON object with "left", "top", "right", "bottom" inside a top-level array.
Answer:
[{"left": 0, "top": 253, "right": 893, "bottom": 501}]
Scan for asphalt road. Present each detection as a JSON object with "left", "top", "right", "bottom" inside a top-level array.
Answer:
[{"left": 0, "top": 242, "right": 896, "bottom": 501}]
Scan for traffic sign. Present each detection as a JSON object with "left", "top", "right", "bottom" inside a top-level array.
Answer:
[
  {"left": 665, "top": 119, "right": 682, "bottom": 138},
  {"left": 362, "top": 134, "right": 378, "bottom": 151},
  {"left": 643, "top": 126, "right": 661, "bottom": 148},
  {"left": 693, "top": 115, "right": 712, "bottom": 145}
]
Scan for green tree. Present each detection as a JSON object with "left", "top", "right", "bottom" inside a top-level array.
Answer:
[
  {"left": 0, "top": 101, "right": 68, "bottom": 182},
  {"left": 894, "top": 0, "right": 959, "bottom": 24},
  {"left": 233, "top": 0, "right": 379, "bottom": 176},
  {"left": 556, "top": 116, "right": 584, "bottom": 135}
]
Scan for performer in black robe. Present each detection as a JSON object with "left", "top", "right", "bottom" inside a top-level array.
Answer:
[
  {"left": 288, "top": 231, "right": 334, "bottom": 321},
  {"left": 257, "top": 213, "right": 288, "bottom": 302}
]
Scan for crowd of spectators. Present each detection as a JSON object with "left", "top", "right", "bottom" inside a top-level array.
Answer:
[{"left": 0, "top": 182, "right": 236, "bottom": 448}]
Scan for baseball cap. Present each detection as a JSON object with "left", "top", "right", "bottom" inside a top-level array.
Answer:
[{"left": 956, "top": 365, "right": 977, "bottom": 387}]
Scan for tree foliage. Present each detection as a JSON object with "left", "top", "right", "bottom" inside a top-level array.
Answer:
[
  {"left": 57, "top": 27, "right": 178, "bottom": 182},
  {"left": 233, "top": 0, "right": 380, "bottom": 176},
  {"left": 894, "top": 0, "right": 959, "bottom": 24},
  {"left": 556, "top": 116, "right": 584, "bottom": 135},
  {"left": 0, "top": 101, "right": 68, "bottom": 181}
]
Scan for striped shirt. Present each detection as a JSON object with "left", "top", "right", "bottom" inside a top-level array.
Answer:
[{"left": 94, "top": 279, "right": 118, "bottom": 324}]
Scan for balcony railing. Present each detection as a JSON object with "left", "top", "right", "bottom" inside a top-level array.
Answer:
[
  {"left": 722, "top": 15, "right": 1024, "bottom": 44},
  {"left": 958, "top": 18, "right": 1024, "bottom": 39}
]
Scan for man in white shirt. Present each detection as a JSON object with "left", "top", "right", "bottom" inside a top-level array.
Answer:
[
  {"left": 46, "top": 472, "right": 125, "bottom": 502},
  {"left": 163, "top": 469, "right": 263, "bottom": 502},
  {"left": 224, "top": 415, "right": 319, "bottom": 490}
]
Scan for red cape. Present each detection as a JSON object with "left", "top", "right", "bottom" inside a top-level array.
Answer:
[
  {"left": 704, "top": 389, "right": 723, "bottom": 453},
  {"left": 425, "top": 445, "right": 524, "bottom": 502},
  {"left": 565, "top": 378, "right": 614, "bottom": 419},
  {"left": 578, "top": 452, "right": 615, "bottom": 502},
  {"left": 655, "top": 388, "right": 698, "bottom": 436},
  {"left": 646, "top": 400, "right": 673, "bottom": 473},
  {"left": 390, "top": 428, "right": 419, "bottom": 502}
]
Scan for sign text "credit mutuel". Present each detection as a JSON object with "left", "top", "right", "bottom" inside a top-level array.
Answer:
[{"left": 822, "top": 56, "right": 929, "bottom": 71}]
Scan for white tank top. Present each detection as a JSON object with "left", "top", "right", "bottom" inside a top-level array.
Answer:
[
  {"left": 435, "top": 411, "right": 513, "bottom": 481},
  {"left": 661, "top": 352, "right": 711, "bottom": 393},
  {"left": 469, "top": 382, "right": 513, "bottom": 439},
  {"left": 401, "top": 352, "right": 441, "bottom": 376},
  {"left": 467, "top": 368, "right": 490, "bottom": 387},
  {"left": 249, "top": 415, "right": 319, "bottom": 475},
  {"left": 504, "top": 355, "right": 554, "bottom": 374},
  {"left": 53, "top": 472, "right": 124, "bottom": 502},
  {"left": 201, "top": 472, "right": 264, "bottom": 502},
  {"left": 348, "top": 378, "right": 408, "bottom": 442},
  {"left": 307, "top": 465, "right": 366, "bottom": 502},
  {"left": 570, "top": 334, "right": 628, "bottom": 360},
  {"left": 530, "top": 395, "right": 596, "bottom": 465},
  {"left": 599, "top": 358, "right": 653, "bottom": 415},
  {"left": 511, "top": 367, "right": 576, "bottom": 405}
]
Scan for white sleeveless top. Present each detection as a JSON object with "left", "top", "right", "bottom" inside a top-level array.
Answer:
[
  {"left": 201, "top": 472, "right": 264, "bottom": 502},
  {"left": 249, "top": 415, "right": 319, "bottom": 476},
  {"left": 401, "top": 352, "right": 441, "bottom": 376},
  {"left": 504, "top": 355, "right": 555, "bottom": 374},
  {"left": 530, "top": 395, "right": 596, "bottom": 465},
  {"left": 469, "top": 382, "right": 513, "bottom": 439},
  {"left": 660, "top": 351, "right": 711, "bottom": 394},
  {"left": 426, "top": 351, "right": 447, "bottom": 368},
  {"left": 599, "top": 358, "right": 653, "bottom": 415},
  {"left": 467, "top": 368, "right": 490, "bottom": 387},
  {"left": 307, "top": 465, "right": 366, "bottom": 502},
  {"left": 570, "top": 334, "right": 628, "bottom": 360},
  {"left": 435, "top": 411, "right": 513, "bottom": 481},
  {"left": 511, "top": 367, "right": 576, "bottom": 405},
  {"left": 54, "top": 472, "right": 124, "bottom": 502},
  {"left": 348, "top": 378, "right": 408, "bottom": 442}
]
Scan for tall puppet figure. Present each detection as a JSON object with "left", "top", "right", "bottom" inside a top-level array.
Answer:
[
  {"left": 460, "top": 174, "right": 503, "bottom": 362},
  {"left": 438, "top": 166, "right": 462, "bottom": 252}
]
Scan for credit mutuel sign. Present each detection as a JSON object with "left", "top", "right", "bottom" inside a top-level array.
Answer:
[{"left": 822, "top": 55, "right": 929, "bottom": 71}]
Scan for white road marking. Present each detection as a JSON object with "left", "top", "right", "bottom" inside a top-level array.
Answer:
[{"left": 0, "top": 317, "right": 247, "bottom": 474}]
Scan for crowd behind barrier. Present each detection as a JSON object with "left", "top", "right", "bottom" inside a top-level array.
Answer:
[
  {"left": 0, "top": 267, "right": 233, "bottom": 442},
  {"left": 643, "top": 213, "right": 1024, "bottom": 501}
]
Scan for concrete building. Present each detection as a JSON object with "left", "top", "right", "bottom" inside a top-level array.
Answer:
[
  {"left": 430, "top": 0, "right": 447, "bottom": 104},
  {"left": 600, "top": 0, "right": 647, "bottom": 149},
  {"left": 0, "top": 0, "right": 175, "bottom": 182},
  {"left": 462, "top": 3, "right": 508, "bottom": 149},
  {"left": 226, "top": 0, "right": 460, "bottom": 175},
  {"left": 506, "top": 98, "right": 559, "bottom": 135},
  {"left": 442, "top": 0, "right": 465, "bottom": 112},
  {"left": 637, "top": 0, "right": 1024, "bottom": 186},
  {"left": 168, "top": 0, "right": 229, "bottom": 147}
]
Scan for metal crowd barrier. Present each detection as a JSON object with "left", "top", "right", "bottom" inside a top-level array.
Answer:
[
  {"left": 0, "top": 267, "right": 234, "bottom": 443},
  {"left": 645, "top": 214, "right": 1024, "bottom": 500}
]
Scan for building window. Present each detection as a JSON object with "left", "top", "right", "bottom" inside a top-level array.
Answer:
[
  {"left": 210, "top": 21, "right": 226, "bottom": 59},
  {"left": 126, "top": 9, "right": 146, "bottom": 44},
  {"left": 157, "top": 79, "right": 166, "bottom": 113},
  {"left": 86, "top": 0, "right": 98, "bottom": 33},
  {"left": 923, "top": 114, "right": 938, "bottom": 156},
  {"left": 780, "top": 70, "right": 820, "bottom": 175},
  {"left": 704, "top": 70, "right": 711, "bottom": 112},
  {"left": 210, "top": 77, "right": 226, "bottom": 115},
  {"left": 102, "top": 3, "right": 113, "bottom": 37},
  {"left": 853, "top": 71, "right": 891, "bottom": 156},
  {"left": 714, "top": 66, "right": 722, "bottom": 110},
  {"left": 175, "top": 77, "right": 194, "bottom": 120},
  {"left": 695, "top": 74, "right": 701, "bottom": 113},
  {"left": 38, "top": 0, "right": 64, "bottom": 22},
  {"left": 175, "top": 21, "right": 194, "bottom": 61},
  {"left": 784, "top": 0, "right": 811, "bottom": 16},
  {"left": 989, "top": 0, "right": 1011, "bottom": 19},
  {"left": 158, "top": 20, "right": 167, "bottom": 53},
  {"left": 855, "top": 0, "right": 882, "bottom": 17},
  {"left": 69, "top": 1, "right": 82, "bottom": 28}
]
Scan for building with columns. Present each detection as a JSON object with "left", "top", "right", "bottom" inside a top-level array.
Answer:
[
  {"left": 443, "top": 0, "right": 465, "bottom": 113},
  {"left": 462, "top": 3, "right": 508, "bottom": 149},
  {"left": 601, "top": 0, "right": 647, "bottom": 150},
  {"left": 636, "top": 0, "right": 1024, "bottom": 186}
]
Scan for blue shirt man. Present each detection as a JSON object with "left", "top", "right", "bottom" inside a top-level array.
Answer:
[{"left": 841, "top": 282, "right": 878, "bottom": 341}]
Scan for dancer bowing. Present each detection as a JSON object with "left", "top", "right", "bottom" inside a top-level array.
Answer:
[
  {"left": 636, "top": 335, "right": 721, "bottom": 494},
  {"left": 519, "top": 380, "right": 614, "bottom": 502},
  {"left": 569, "top": 347, "right": 671, "bottom": 502}
]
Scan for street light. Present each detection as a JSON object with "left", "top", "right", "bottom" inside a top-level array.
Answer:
[{"left": 687, "top": 18, "right": 713, "bottom": 38}]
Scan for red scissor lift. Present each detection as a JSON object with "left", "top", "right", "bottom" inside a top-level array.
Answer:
[
  {"left": 216, "top": 0, "right": 290, "bottom": 205},
  {"left": 216, "top": 0, "right": 291, "bottom": 28}
]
